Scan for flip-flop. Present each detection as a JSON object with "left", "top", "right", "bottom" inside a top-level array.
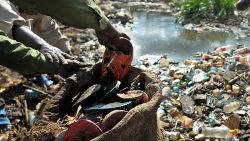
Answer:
[
  {"left": 99, "top": 81, "right": 121, "bottom": 101},
  {"left": 100, "top": 110, "right": 128, "bottom": 132},
  {"left": 117, "top": 90, "right": 145, "bottom": 100},
  {"left": 55, "top": 130, "right": 66, "bottom": 141},
  {"left": 63, "top": 119, "right": 102, "bottom": 141},
  {"left": 101, "top": 47, "right": 133, "bottom": 83},
  {"left": 84, "top": 101, "right": 133, "bottom": 114},
  {"left": 72, "top": 84, "right": 102, "bottom": 108}
]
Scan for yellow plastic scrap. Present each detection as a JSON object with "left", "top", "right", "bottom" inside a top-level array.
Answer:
[{"left": 229, "top": 129, "right": 238, "bottom": 136}]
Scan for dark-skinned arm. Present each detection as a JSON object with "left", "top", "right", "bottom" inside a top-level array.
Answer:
[
  {"left": 0, "top": 30, "right": 56, "bottom": 74},
  {"left": 12, "top": 25, "right": 72, "bottom": 66}
]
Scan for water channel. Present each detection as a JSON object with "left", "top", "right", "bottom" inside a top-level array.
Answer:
[{"left": 125, "top": 11, "right": 250, "bottom": 62}]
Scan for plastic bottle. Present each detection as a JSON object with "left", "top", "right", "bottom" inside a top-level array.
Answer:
[
  {"left": 223, "top": 101, "right": 241, "bottom": 114},
  {"left": 201, "top": 126, "right": 230, "bottom": 138},
  {"left": 180, "top": 95, "right": 194, "bottom": 115}
]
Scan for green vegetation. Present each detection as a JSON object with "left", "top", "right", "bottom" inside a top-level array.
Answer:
[{"left": 173, "top": 0, "right": 237, "bottom": 23}]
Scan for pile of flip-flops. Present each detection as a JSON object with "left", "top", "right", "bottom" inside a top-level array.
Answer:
[{"left": 56, "top": 80, "right": 149, "bottom": 141}]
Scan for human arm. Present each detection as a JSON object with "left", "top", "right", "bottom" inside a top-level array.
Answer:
[
  {"left": 12, "top": 25, "right": 71, "bottom": 66},
  {"left": 0, "top": 30, "right": 84, "bottom": 76},
  {"left": 0, "top": 30, "right": 56, "bottom": 74},
  {"left": 21, "top": 13, "right": 71, "bottom": 53},
  {"left": 10, "top": 0, "right": 133, "bottom": 54},
  {"left": 0, "top": 1, "right": 72, "bottom": 66}
]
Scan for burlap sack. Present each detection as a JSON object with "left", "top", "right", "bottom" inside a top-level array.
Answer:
[
  {"left": 30, "top": 67, "right": 167, "bottom": 141},
  {"left": 92, "top": 67, "right": 167, "bottom": 141}
]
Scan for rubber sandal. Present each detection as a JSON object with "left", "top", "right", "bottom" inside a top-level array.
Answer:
[
  {"left": 101, "top": 47, "right": 133, "bottom": 84},
  {"left": 72, "top": 84, "right": 102, "bottom": 108},
  {"left": 100, "top": 110, "right": 128, "bottom": 132},
  {"left": 63, "top": 119, "right": 102, "bottom": 141},
  {"left": 84, "top": 101, "right": 133, "bottom": 114}
]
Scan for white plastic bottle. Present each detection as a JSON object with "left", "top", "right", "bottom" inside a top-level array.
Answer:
[{"left": 201, "top": 126, "right": 230, "bottom": 138}]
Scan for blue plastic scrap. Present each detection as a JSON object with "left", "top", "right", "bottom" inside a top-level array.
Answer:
[
  {"left": 0, "top": 108, "right": 10, "bottom": 125},
  {"left": 35, "top": 75, "right": 54, "bottom": 86}
]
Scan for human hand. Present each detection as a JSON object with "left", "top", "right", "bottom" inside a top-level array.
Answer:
[
  {"left": 95, "top": 24, "right": 133, "bottom": 55},
  {"left": 40, "top": 44, "right": 73, "bottom": 67},
  {"left": 236, "top": 0, "right": 250, "bottom": 10},
  {"left": 56, "top": 59, "right": 86, "bottom": 78}
]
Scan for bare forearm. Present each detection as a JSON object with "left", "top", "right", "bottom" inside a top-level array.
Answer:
[
  {"left": 0, "top": 30, "right": 56, "bottom": 74},
  {"left": 12, "top": 25, "right": 48, "bottom": 50}
]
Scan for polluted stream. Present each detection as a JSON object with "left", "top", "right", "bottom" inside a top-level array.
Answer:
[{"left": 127, "top": 11, "right": 250, "bottom": 62}]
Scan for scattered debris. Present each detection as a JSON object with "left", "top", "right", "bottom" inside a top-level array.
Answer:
[{"left": 142, "top": 44, "right": 250, "bottom": 140}]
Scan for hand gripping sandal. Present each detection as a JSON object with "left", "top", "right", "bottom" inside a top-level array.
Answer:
[{"left": 101, "top": 38, "right": 133, "bottom": 84}]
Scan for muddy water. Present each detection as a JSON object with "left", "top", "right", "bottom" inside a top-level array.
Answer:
[{"left": 127, "top": 11, "right": 250, "bottom": 62}]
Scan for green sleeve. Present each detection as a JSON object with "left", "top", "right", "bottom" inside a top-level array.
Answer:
[
  {"left": 0, "top": 30, "right": 56, "bottom": 74},
  {"left": 10, "top": 0, "right": 109, "bottom": 30}
]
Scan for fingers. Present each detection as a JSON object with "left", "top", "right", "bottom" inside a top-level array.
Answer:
[
  {"left": 112, "top": 37, "right": 133, "bottom": 55},
  {"left": 54, "top": 74, "right": 65, "bottom": 83},
  {"left": 106, "top": 43, "right": 118, "bottom": 51},
  {"left": 49, "top": 51, "right": 60, "bottom": 67},
  {"left": 236, "top": 0, "right": 250, "bottom": 10},
  {"left": 48, "top": 47, "right": 72, "bottom": 64},
  {"left": 64, "top": 60, "right": 86, "bottom": 68},
  {"left": 61, "top": 52, "right": 74, "bottom": 59},
  {"left": 121, "top": 33, "right": 131, "bottom": 40},
  {"left": 56, "top": 52, "right": 67, "bottom": 64},
  {"left": 44, "top": 52, "right": 53, "bottom": 63}
]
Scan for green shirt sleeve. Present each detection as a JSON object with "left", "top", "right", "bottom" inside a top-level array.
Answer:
[
  {"left": 10, "top": 0, "right": 109, "bottom": 30},
  {"left": 0, "top": 30, "right": 56, "bottom": 74}
]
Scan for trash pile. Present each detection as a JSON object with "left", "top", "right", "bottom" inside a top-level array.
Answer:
[
  {"left": 136, "top": 45, "right": 250, "bottom": 140},
  {"left": 0, "top": 71, "right": 64, "bottom": 140}
]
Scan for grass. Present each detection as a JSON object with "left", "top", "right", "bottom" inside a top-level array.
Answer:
[{"left": 173, "top": 0, "right": 237, "bottom": 24}]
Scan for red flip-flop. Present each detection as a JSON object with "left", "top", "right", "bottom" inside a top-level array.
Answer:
[
  {"left": 101, "top": 46, "right": 133, "bottom": 84},
  {"left": 63, "top": 119, "right": 102, "bottom": 141},
  {"left": 100, "top": 110, "right": 128, "bottom": 132}
]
